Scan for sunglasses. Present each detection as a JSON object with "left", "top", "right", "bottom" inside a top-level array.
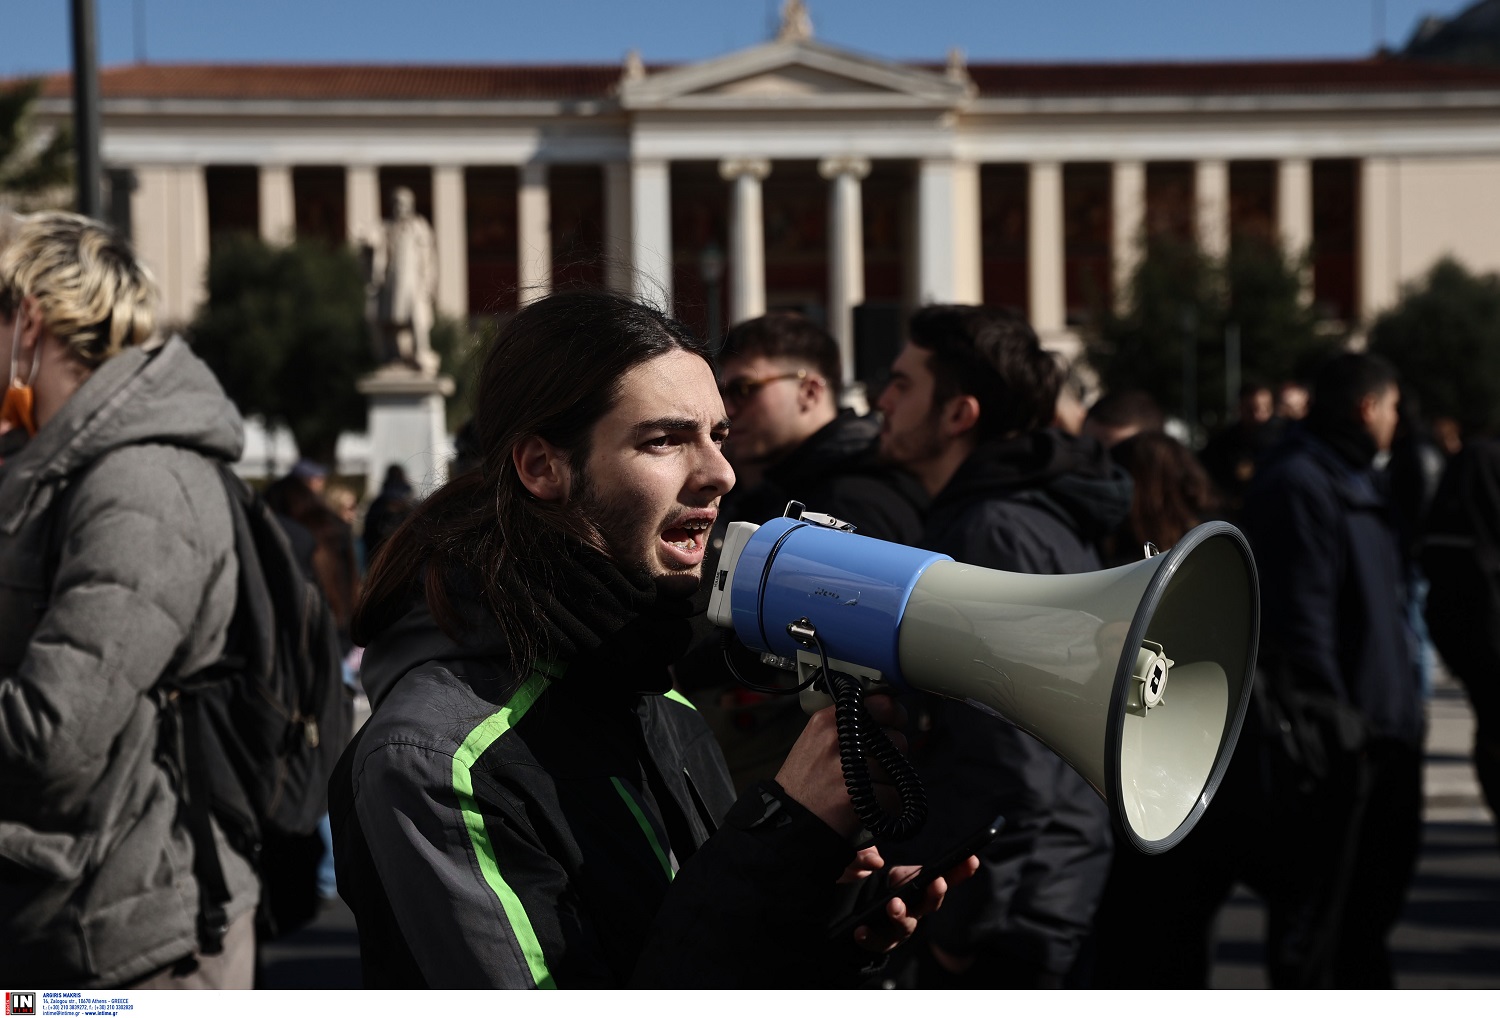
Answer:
[{"left": 718, "top": 369, "right": 809, "bottom": 403}]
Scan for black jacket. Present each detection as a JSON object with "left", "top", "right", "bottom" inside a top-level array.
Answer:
[
  {"left": 1241, "top": 425, "right": 1422, "bottom": 747},
  {"left": 1424, "top": 436, "right": 1500, "bottom": 709},
  {"left": 723, "top": 410, "right": 926, "bottom": 544},
  {"left": 898, "top": 429, "right": 1133, "bottom": 979},
  {"left": 330, "top": 594, "right": 864, "bottom": 988}
]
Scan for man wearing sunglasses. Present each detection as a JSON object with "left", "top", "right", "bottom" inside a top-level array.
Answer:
[
  {"left": 682, "top": 312, "right": 926, "bottom": 794},
  {"left": 717, "top": 312, "right": 925, "bottom": 543}
]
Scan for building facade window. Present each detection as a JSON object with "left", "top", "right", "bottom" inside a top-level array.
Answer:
[
  {"left": 669, "top": 161, "right": 730, "bottom": 340},
  {"left": 980, "top": 162, "right": 1029, "bottom": 316},
  {"left": 1312, "top": 158, "right": 1359, "bottom": 322},
  {"left": 1145, "top": 161, "right": 1195, "bottom": 245},
  {"left": 1229, "top": 160, "right": 1278, "bottom": 250},
  {"left": 549, "top": 164, "right": 606, "bottom": 291},
  {"left": 205, "top": 165, "right": 259, "bottom": 252},
  {"left": 292, "top": 166, "right": 346, "bottom": 247},
  {"left": 465, "top": 166, "right": 519, "bottom": 316},
  {"left": 1064, "top": 162, "right": 1112, "bottom": 323}
]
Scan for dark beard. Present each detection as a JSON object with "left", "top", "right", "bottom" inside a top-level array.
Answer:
[{"left": 568, "top": 463, "right": 660, "bottom": 585}]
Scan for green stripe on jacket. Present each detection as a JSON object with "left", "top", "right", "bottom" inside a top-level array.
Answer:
[{"left": 451, "top": 664, "right": 561, "bottom": 989}]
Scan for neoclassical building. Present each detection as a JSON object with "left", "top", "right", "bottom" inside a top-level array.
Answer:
[{"left": 33, "top": 23, "right": 1500, "bottom": 380}]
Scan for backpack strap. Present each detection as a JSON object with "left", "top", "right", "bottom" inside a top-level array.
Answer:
[
  {"left": 176, "top": 687, "right": 233, "bottom": 955},
  {"left": 163, "top": 460, "right": 252, "bottom": 958}
]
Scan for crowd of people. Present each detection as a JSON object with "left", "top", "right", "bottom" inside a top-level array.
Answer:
[{"left": 0, "top": 206, "right": 1493, "bottom": 990}]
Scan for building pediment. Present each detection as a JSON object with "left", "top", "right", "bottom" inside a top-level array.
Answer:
[{"left": 619, "top": 39, "right": 971, "bottom": 111}]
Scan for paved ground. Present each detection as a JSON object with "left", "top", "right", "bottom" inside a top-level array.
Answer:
[
  {"left": 1210, "top": 671, "right": 1500, "bottom": 989},
  {"left": 259, "top": 672, "right": 1500, "bottom": 989}
]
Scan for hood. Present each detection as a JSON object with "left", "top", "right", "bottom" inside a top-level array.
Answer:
[
  {"left": 764, "top": 409, "right": 927, "bottom": 507},
  {"left": 935, "top": 429, "right": 1134, "bottom": 542},
  {"left": 0, "top": 337, "right": 244, "bottom": 534},
  {"left": 359, "top": 597, "right": 513, "bottom": 710},
  {"left": 360, "top": 548, "right": 693, "bottom": 711},
  {"left": 768, "top": 409, "right": 882, "bottom": 482}
]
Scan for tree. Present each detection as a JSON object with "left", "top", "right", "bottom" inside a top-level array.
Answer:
[
  {"left": 1085, "top": 234, "right": 1337, "bottom": 436},
  {"left": 190, "top": 235, "right": 374, "bottom": 466},
  {"left": 1087, "top": 236, "right": 1219, "bottom": 428},
  {"left": 1369, "top": 257, "right": 1500, "bottom": 435},
  {"left": 0, "top": 79, "right": 71, "bottom": 208},
  {"left": 428, "top": 313, "right": 499, "bottom": 432}
]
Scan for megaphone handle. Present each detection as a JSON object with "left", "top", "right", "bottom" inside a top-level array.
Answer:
[{"left": 826, "top": 669, "right": 929, "bottom": 840}]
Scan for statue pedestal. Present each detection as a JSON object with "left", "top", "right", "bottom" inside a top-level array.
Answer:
[{"left": 357, "top": 367, "right": 456, "bottom": 498}]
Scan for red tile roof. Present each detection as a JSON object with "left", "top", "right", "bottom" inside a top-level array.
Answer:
[
  {"left": 36, "top": 63, "right": 626, "bottom": 101},
  {"left": 26, "top": 56, "right": 1500, "bottom": 104},
  {"left": 961, "top": 58, "right": 1500, "bottom": 96}
]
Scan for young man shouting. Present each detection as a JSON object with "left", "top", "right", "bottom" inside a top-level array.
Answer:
[{"left": 330, "top": 291, "right": 972, "bottom": 988}]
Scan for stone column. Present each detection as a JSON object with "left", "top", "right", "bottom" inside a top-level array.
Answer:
[
  {"left": 1278, "top": 158, "right": 1312, "bottom": 259},
  {"left": 518, "top": 162, "right": 551, "bottom": 305},
  {"left": 1196, "top": 159, "right": 1230, "bottom": 261},
  {"left": 630, "top": 159, "right": 673, "bottom": 310},
  {"left": 1278, "top": 158, "right": 1313, "bottom": 300},
  {"left": 917, "top": 159, "right": 958, "bottom": 304},
  {"left": 258, "top": 164, "right": 294, "bottom": 244},
  {"left": 952, "top": 160, "right": 983, "bottom": 304},
  {"left": 719, "top": 158, "right": 771, "bottom": 325},
  {"left": 1112, "top": 160, "right": 1145, "bottom": 309},
  {"left": 346, "top": 165, "right": 380, "bottom": 248},
  {"left": 177, "top": 165, "right": 210, "bottom": 324},
  {"left": 432, "top": 164, "right": 467, "bottom": 319},
  {"left": 603, "top": 161, "right": 633, "bottom": 293},
  {"left": 819, "top": 157, "right": 869, "bottom": 378},
  {"left": 1361, "top": 157, "right": 1397, "bottom": 322},
  {"left": 1028, "top": 161, "right": 1066, "bottom": 334},
  {"left": 131, "top": 165, "right": 208, "bottom": 327}
]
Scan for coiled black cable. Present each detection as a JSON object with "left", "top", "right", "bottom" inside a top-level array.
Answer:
[
  {"left": 720, "top": 621, "right": 929, "bottom": 838},
  {"left": 826, "top": 669, "right": 928, "bottom": 840}
]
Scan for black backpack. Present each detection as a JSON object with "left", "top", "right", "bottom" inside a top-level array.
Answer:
[{"left": 157, "top": 464, "right": 352, "bottom": 953}]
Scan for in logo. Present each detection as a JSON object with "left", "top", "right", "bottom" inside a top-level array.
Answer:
[{"left": 5, "top": 992, "right": 36, "bottom": 1016}]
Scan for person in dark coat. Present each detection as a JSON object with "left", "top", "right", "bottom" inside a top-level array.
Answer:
[
  {"left": 361, "top": 463, "right": 415, "bottom": 565},
  {"left": 1199, "top": 380, "right": 1280, "bottom": 520},
  {"left": 874, "top": 304, "right": 1133, "bottom": 988},
  {"left": 1422, "top": 433, "right": 1500, "bottom": 841},
  {"left": 329, "top": 291, "right": 975, "bottom": 988},
  {"left": 717, "top": 311, "right": 925, "bottom": 540},
  {"left": 693, "top": 312, "right": 927, "bottom": 791},
  {"left": 1237, "top": 352, "right": 1422, "bottom": 988}
]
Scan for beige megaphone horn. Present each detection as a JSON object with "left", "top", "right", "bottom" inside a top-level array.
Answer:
[{"left": 706, "top": 510, "right": 1259, "bottom": 854}]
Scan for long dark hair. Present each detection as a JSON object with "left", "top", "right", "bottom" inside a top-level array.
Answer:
[
  {"left": 351, "top": 290, "right": 709, "bottom": 670},
  {"left": 1110, "top": 430, "right": 1218, "bottom": 554}
]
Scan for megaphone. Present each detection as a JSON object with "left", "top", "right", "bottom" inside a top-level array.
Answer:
[{"left": 706, "top": 510, "right": 1259, "bottom": 854}]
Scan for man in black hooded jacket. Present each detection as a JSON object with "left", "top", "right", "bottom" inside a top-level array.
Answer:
[
  {"left": 329, "top": 292, "right": 972, "bottom": 988},
  {"left": 716, "top": 311, "right": 925, "bottom": 543},
  {"left": 687, "top": 312, "right": 927, "bottom": 791},
  {"left": 1236, "top": 352, "right": 1421, "bottom": 987},
  {"left": 875, "top": 305, "right": 1133, "bottom": 988}
]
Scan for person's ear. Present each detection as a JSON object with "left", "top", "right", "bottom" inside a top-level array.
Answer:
[
  {"left": 513, "top": 435, "right": 571, "bottom": 502},
  {"left": 943, "top": 393, "right": 981, "bottom": 438},
  {"left": 13, "top": 294, "right": 44, "bottom": 354},
  {"left": 797, "top": 371, "right": 826, "bottom": 411}
]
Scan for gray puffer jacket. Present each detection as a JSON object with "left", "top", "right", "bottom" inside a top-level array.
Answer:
[{"left": 0, "top": 337, "right": 259, "bottom": 988}]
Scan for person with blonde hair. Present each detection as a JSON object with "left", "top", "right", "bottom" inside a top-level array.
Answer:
[{"left": 0, "top": 212, "right": 258, "bottom": 988}]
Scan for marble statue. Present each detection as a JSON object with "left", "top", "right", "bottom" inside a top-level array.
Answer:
[
  {"left": 778, "top": 0, "right": 813, "bottom": 42},
  {"left": 365, "top": 187, "right": 439, "bottom": 377}
]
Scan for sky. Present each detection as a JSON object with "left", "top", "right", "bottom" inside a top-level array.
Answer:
[{"left": 0, "top": 0, "right": 1483, "bottom": 79}]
